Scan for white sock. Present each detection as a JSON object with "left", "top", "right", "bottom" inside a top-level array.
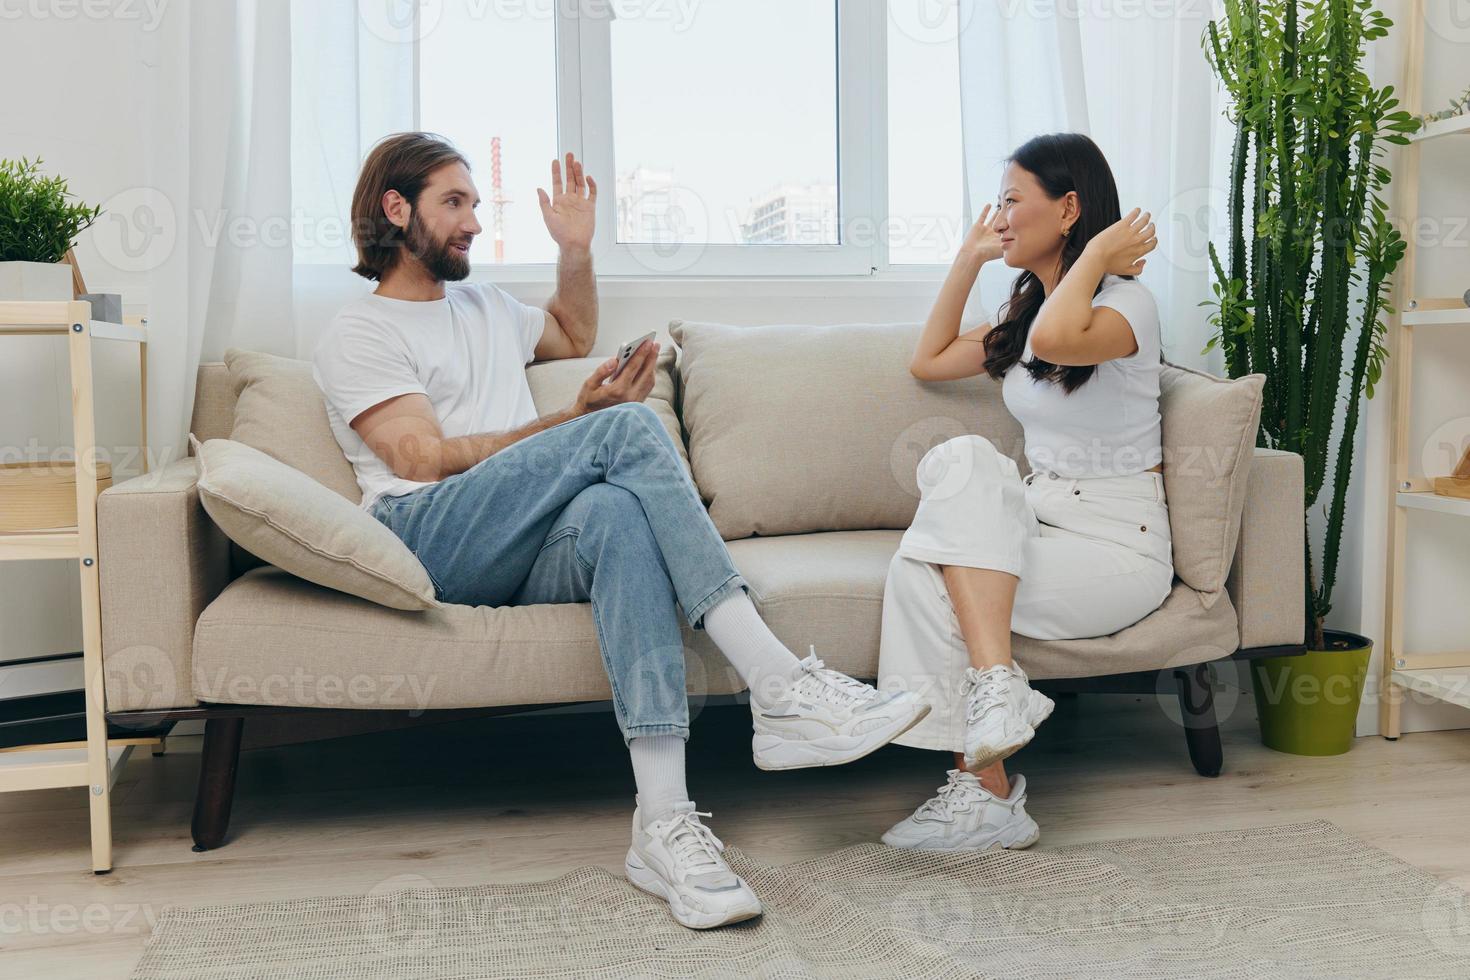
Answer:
[
  {"left": 629, "top": 735, "right": 689, "bottom": 826},
  {"left": 701, "top": 591, "right": 803, "bottom": 696}
]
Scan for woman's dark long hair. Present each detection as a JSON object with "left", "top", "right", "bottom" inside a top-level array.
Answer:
[{"left": 980, "top": 133, "right": 1127, "bottom": 393}]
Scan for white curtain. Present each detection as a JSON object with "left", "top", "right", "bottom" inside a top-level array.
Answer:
[
  {"left": 140, "top": 0, "right": 416, "bottom": 467},
  {"left": 958, "top": 1, "right": 1229, "bottom": 373},
  {"left": 136, "top": 0, "right": 295, "bottom": 466}
]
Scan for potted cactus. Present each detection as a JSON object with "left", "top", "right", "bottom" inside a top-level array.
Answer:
[
  {"left": 1203, "top": 0, "right": 1418, "bottom": 754},
  {"left": 0, "top": 157, "right": 102, "bottom": 301}
]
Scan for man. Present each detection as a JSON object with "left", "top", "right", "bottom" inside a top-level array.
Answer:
[{"left": 313, "top": 132, "right": 929, "bottom": 929}]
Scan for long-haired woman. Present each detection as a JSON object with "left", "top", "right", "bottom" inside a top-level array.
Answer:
[{"left": 879, "top": 132, "right": 1171, "bottom": 850}]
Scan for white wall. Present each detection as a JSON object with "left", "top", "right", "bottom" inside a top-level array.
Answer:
[{"left": 1, "top": 11, "right": 159, "bottom": 672}]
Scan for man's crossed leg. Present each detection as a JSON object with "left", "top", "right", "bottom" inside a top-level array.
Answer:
[{"left": 371, "top": 400, "right": 929, "bottom": 928}]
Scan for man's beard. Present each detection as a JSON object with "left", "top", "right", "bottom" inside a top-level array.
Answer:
[{"left": 404, "top": 211, "right": 471, "bottom": 282}]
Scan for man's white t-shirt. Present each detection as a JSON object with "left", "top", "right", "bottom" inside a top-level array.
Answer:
[
  {"left": 1000, "top": 275, "right": 1164, "bottom": 478},
  {"left": 312, "top": 282, "right": 547, "bottom": 512}
]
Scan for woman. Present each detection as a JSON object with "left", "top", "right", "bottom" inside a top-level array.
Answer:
[{"left": 878, "top": 132, "right": 1172, "bottom": 851}]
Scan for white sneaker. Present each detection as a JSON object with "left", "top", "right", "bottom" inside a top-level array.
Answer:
[
  {"left": 750, "top": 647, "right": 931, "bottom": 771},
  {"left": 625, "top": 799, "right": 763, "bottom": 929},
  {"left": 961, "top": 663, "right": 1054, "bottom": 770},
  {"left": 881, "top": 769, "right": 1040, "bottom": 851}
]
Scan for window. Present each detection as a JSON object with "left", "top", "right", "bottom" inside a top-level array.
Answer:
[
  {"left": 418, "top": 3, "right": 559, "bottom": 265},
  {"left": 608, "top": 0, "right": 839, "bottom": 252},
  {"left": 301, "top": 1, "right": 966, "bottom": 276},
  {"left": 886, "top": 1, "right": 965, "bottom": 265}
]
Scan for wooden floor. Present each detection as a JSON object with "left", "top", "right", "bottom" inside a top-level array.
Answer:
[{"left": 4, "top": 678, "right": 1469, "bottom": 978}]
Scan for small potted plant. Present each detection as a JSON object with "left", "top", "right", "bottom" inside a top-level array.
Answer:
[{"left": 0, "top": 157, "right": 102, "bottom": 301}]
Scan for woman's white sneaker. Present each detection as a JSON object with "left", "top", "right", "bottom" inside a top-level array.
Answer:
[
  {"left": 625, "top": 800, "right": 763, "bottom": 929},
  {"left": 750, "top": 648, "right": 931, "bottom": 770},
  {"left": 961, "top": 663, "right": 1054, "bottom": 770},
  {"left": 881, "top": 769, "right": 1040, "bottom": 851}
]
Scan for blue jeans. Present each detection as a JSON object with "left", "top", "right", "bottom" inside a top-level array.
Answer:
[{"left": 369, "top": 402, "right": 748, "bottom": 744}]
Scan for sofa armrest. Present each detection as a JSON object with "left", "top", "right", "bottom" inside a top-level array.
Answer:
[
  {"left": 1225, "top": 448, "right": 1306, "bottom": 650},
  {"left": 99, "top": 457, "right": 232, "bottom": 712}
]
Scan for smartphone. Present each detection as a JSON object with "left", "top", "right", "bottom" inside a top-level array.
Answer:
[{"left": 605, "top": 330, "right": 657, "bottom": 384}]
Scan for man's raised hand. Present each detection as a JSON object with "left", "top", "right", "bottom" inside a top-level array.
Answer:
[{"left": 538, "top": 152, "right": 596, "bottom": 252}]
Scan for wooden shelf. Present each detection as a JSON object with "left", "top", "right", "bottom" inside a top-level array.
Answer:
[
  {"left": 1391, "top": 667, "right": 1470, "bottom": 711},
  {"left": 0, "top": 318, "right": 146, "bottom": 343},
  {"left": 0, "top": 296, "right": 148, "bottom": 871},
  {"left": 0, "top": 743, "right": 135, "bottom": 794},
  {"left": 1411, "top": 112, "right": 1470, "bottom": 143},
  {"left": 1403, "top": 308, "right": 1470, "bottom": 327},
  {"left": 1381, "top": 3, "right": 1470, "bottom": 734},
  {"left": 0, "top": 526, "right": 81, "bottom": 561},
  {"left": 1396, "top": 491, "right": 1470, "bottom": 519}
]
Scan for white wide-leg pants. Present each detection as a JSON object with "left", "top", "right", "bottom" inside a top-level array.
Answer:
[{"left": 878, "top": 435, "right": 1175, "bottom": 753}]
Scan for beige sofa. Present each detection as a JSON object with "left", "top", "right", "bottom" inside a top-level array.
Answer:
[{"left": 96, "top": 322, "right": 1305, "bottom": 852}]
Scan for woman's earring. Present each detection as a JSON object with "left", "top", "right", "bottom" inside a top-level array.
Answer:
[{"left": 1061, "top": 226, "right": 1072, "bottom": 238}]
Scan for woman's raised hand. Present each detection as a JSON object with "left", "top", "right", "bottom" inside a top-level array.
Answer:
[
  {"left": 1085, "top": 208, "right": 1157, "bottom": 276},
  {"left": 960, "top": 203, "right": 1005, "bottom": 265}
]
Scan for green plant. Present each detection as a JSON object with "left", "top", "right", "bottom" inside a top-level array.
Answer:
[
  {"left": 1202, "top": 0, "right": 1418, "bottom": 651},
  {"left": 0, "top": 157, "right": 103, "bottom": 264}
]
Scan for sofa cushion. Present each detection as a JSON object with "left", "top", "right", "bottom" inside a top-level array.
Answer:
[
  {"left": 192, "top": 530, "right": 1240, "bottom": 710},
  {"left": 668, "top": 320, "right": 1022, "bottom": 539},
  {"left": 190, "top": 435, "right": 440, "bottom": 611},
  {"left": 525, "top": 346, "right": 689, "bottom": 471},
  {"left": 1158, "top": 363, "right": 1266, "bottom": 608},
  {"left": 224, "top": 348, "right": 361, "bottom": 502},
  {"left": 193, "top": 566, "right": 742, "bottom": 709}
]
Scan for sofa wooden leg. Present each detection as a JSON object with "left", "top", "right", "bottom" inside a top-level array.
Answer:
[
  {"left": 1174, "top": 663, "right": 1223, "bottom": 778},
  {"left": 191, "top": 717, "right": 244, "bottom": 852}
]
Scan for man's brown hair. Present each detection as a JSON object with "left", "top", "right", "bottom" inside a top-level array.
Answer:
[{"left": 350, "top": 132, "right": 469, "bottom": 281}]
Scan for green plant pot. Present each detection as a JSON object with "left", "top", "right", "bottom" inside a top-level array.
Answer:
[{"left": 1249, "top": 630, "right": 1372, "bottom": 756}]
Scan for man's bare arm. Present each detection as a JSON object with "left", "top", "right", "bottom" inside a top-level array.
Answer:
[{"left": 349, "top": 338, "right": 662, "bottom": 483}]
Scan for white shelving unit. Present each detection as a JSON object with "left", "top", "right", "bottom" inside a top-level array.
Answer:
[
  {"left": 1380, "top": 1, "right": 1470, "bottom": 737},
  {"left": 0, "top": 299, "right": 155, "bottom": 872}
]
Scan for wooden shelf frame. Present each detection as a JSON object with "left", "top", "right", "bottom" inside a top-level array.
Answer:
[
  {"left": 1381, "top": 2, "right": 1470, "bottom": 735},
  {"left": 0, "top": 299, "right": 148, "bottom": 872},
  {"left": 1409, "top": 111, "right": 1470, "bottom": 143}
]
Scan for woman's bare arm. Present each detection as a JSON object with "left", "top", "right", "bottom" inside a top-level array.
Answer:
[{"left": 910, "top": 205, "right": 1003, "bottom": 382}]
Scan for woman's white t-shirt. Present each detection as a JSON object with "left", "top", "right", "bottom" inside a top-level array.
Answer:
[
  {"left": 999, "top": 275, "right": 1164, "bottom": 479},
  {"left": 312, "top": 282, "right": 547, "bottom": 512}
]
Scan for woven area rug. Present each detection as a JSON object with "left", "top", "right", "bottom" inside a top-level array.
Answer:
[{"left": 131, "top": 820, "right": 1470, "bottom": 979}]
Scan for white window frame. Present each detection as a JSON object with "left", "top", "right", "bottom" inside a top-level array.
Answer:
[{"left": 409, "top": 0, "right": 960, "bottom": 281}]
